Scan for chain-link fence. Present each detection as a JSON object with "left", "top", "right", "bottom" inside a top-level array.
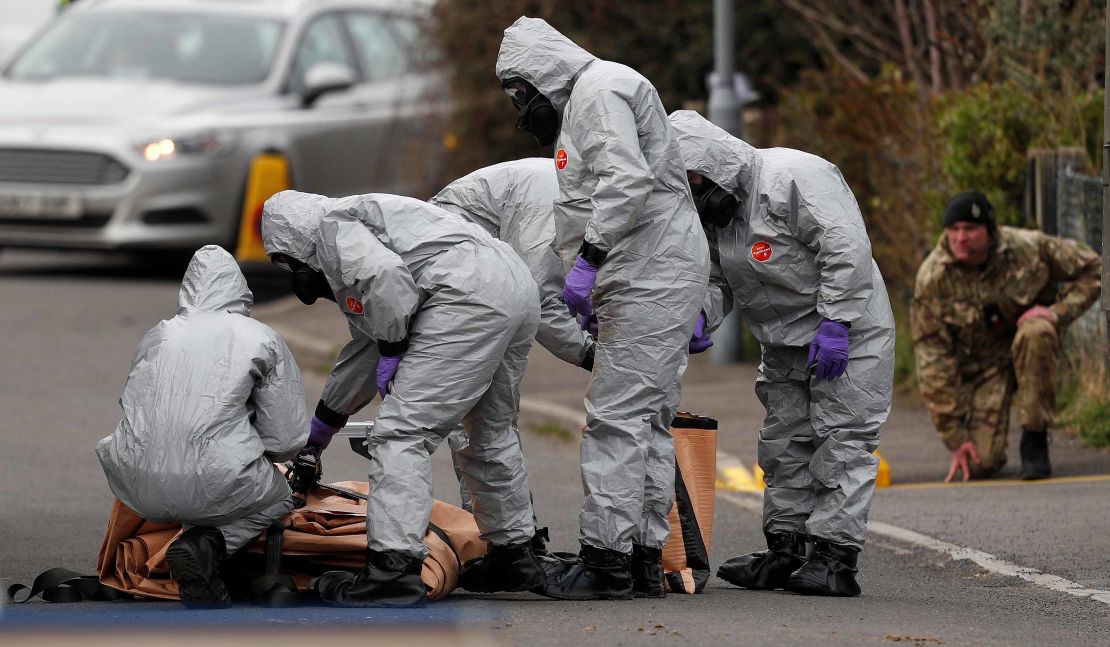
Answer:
[
  {"left": 1057, "top": 166, "right": 1103, "bottom": 253},
  {"left": 1054, "top": 162, "right": 1104, "bottom": 371}
]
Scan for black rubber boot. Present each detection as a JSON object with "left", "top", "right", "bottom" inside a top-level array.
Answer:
[
  {"left": 313, "top": 548, "right": 426, "bottom": 607},
  {"left": 631, "top": 545, "right": 665, "bottom": 598},
  {"left": 717, "top": 531, "right": 806, "bottom": 591},
  {"left": 166, "top": 527, "right": 232, "bottom": 608},
  {"left": 538, "top": 544, "right": 634, "bottom": 601},
  {"left": 531, "top": 527, "right": 552, "bottom": 557},
  {"left": 785, "top": 539, "right": 861, "bottom": 597},
  {"left": 1020, "top": 429, "right": 1051, "bottom": 480},
  {"left": 458, "top": 539, "right": 546, "bottom": 593}
]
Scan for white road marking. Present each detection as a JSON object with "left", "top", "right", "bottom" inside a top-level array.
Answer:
[{"left": 718, "top": 491, "right": 1110, "bottom": 607}]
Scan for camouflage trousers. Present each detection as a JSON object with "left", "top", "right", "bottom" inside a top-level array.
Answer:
[{"left": 963, "top": 318, "right": 1059, "bottom": 475}]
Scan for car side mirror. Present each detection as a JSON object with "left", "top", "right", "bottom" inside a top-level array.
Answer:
[{"left": 301, "top": 62, "right": 356, "bottom": 108}]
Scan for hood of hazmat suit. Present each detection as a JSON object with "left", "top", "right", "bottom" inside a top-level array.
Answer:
[
  {"left": 431, "top": 157, "right": 592, "bottom": 366},
  {"left": 262, "top": 191, "right": 540, "bottom": 558},
  {"left": 670, "top": 110, "right": 894, "bottom": 549},
  {"left": 96, "top": 245, "right": 309, "bottom": 535},
  {"left": 497, "top": 19, "right": 709, "bottom": 555}
]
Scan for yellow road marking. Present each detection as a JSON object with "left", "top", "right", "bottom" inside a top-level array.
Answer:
[{"left": 883, "top": 473, "right": 1110, "bottom": 491}]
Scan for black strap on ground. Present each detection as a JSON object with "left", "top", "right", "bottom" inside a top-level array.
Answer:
[
  {"left": 672, "top": 463, "right": 712, "bottom": 590},
  {"left": 426, "top": 521, "right": 460, "bottom": 565},
  {"left": 6, "top": 567, "right": 131, "bottom": 603},
  {"left": 248, "top": 573, "right": 300, "bottom": 607}
]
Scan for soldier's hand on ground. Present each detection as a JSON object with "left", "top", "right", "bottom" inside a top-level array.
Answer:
[
  {"left": 1016, "top": 305, "right": 1058, "bottom": 326},
  {"left": 944, "top": 440, "right": 982, "bottom": 483}
]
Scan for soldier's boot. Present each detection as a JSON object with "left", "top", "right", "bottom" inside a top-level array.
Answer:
[
  {"left": 785, "top": 539, "right": 861, "bottom": 597},
  {"left": 717, "top": 531, "right": 806, "bottom": 591},
  {"left": 458, "top": 539, "right": 545, "bottom": 593},
  {"left": 537, "top": 544, "right": 634, "bottom": 601},
  {"left": 1019, "top": 429, "right": 1051, "bottom": 480},
  {"left": 166, "top": 527, "right": 232, "bottom": 608},
  {"left": 630, "top": 544, "right": 665, "bottom": 598},
  {"left": 313, "top": 548, "right": 426, "bottom": 607}
]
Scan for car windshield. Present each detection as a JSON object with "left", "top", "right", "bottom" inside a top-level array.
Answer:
[{"left": 5, "top": 11, "right": 284, "bottom": 85}]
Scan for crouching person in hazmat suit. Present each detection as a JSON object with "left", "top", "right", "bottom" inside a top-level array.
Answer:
[
  {"left": 262, "top": 191, "right": 545, "bottom": 606},
  {"left": 96, "top": 245, "right": 310, "bottom": 608},
  {"left": 496, "top": 17, "right": 710, "bottom": 600},
  {"left": 669, "top": 110, "right": 895, "bottom": 597}
]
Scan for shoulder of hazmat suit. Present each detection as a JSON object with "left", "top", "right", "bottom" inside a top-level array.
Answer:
[
  {"left": 431, "top": 157, "right": 592, "bottom": 366},
  {"left": 911, "top": 226, "right": 1101, "bottom": 449},
  {"left": 96, "top": 245, "right": 309, "bottom": 530},
  {"left": 669, "top": 109, "right": 886, "bottom": 347}
]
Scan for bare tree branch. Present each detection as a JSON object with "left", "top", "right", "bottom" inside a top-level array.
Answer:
[
  {"left": 782, "top": 0, "right": 901, "bottom": 62},
  {"left": 922, "top": 0, "right": 944, "bottom": 93},
  {"left": 894, "top": 0, "right": 927, "bottom": 97},
  {"left": 802, "top": 16, "right": 871, "bottom": 84}
]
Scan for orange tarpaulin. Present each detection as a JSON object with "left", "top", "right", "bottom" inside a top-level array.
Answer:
[
  {"left": 662, "top": 413, "right": 718, "bottom": 594},
  {"left": 96, "top": 480, "right": 487, "bottom": 601}
]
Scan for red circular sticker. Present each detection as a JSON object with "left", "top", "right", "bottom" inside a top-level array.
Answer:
[
  {"left": 555, "top": 149, "right": 568, "bottom": 170},
  {"left": 345, "top": 296, "right": 364, "bottom": 315},
  {"left": 751, "top": 241, "right": 773, "bottom": 262}
]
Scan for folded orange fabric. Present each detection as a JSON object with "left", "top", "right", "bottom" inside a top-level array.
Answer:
[{"left": 97, "top": 480, "right": 486, "bottom": 601}]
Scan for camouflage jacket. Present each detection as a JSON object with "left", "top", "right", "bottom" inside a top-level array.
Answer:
[{"left": 911, "top": 226, "right": 1101, "bottom": 448}]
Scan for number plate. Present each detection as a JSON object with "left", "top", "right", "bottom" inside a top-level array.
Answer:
[{"left": 0, "top": 191, "right": 83, "bottom": 219}]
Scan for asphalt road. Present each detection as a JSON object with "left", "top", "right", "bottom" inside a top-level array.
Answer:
[{"left": 2, "top": 250, "right": 1109, "bottom": 646}]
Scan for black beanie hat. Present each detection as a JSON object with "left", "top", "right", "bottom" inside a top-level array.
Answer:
[{"left": 943, "top": 191, "right": 996, "bottom": 229}]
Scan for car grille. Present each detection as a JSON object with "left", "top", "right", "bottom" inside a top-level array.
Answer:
[{"left": 0, "top": 148, "right": 130, "bottom": 185}]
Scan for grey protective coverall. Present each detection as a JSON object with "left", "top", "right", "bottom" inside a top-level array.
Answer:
[
  {"left": 96, "top": 245, "right": 309, "bottom": 552},
  {"left": 670, "top": 110, "right": 894, "bottom": 548},
  {"left": 262, "top": 191, "right": 540, "bottom": 558},
  {"left": 497, "top": 18, "right": 710, "bottom": 553},
  {"left": 431, "top": 157, "right": 593, "bottom": 511}
]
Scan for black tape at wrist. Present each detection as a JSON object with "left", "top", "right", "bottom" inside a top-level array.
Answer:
[
  {"left": 377, "top": 337, "right": 410, "bottom": 357},
  {"left": 579, "top": 345, "right": 595, "bottom": 372},
  {"left": 315, "top": 401, "right": 349, "bottom": 429},
  {"left": 578, "top": 241, "right": 608, "bottom": 267}
]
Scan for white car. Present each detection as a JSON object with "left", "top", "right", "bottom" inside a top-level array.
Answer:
[{"left": 0, "top": 0, "right": 446, "bottom": 259}]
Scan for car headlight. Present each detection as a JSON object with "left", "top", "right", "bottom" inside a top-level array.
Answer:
[{"left": 135, "top": 131, "right": 234, "bottom": 162}]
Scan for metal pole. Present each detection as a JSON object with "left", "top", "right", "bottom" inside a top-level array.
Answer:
[
  {"left": 708, "top": 0, "right": 745, "bottom": 363},
  {"left": 708, "top": 0, "right": 742, "bottom": 137},
  {"left": 1102, "top": 1, "right": 1110, "bottom": 379}
]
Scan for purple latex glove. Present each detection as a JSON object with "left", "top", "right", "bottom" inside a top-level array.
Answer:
[
  {"left": 577, "top": 313, "right": 598, "bottom": 336},
  {"left": 307, "top": 415, "right": 340, "bottom": 449},
  {"left": 562, "top": 256, "right": 598, "bottom": 318},
  {"left": 376, "top": 354, "right": 402, "bottom": 398},
  {"left": 807, "top": 319, "right": 850, "bottom": 381},
  {"left": 688, "top": 313, "right": 713, "bottom": 354}
]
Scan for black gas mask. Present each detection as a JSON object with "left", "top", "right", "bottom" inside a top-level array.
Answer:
[
  {"left": 690, "top": 176, "right": 739, "bottom": 228},
  {"left": 501, "top": 77, "right": 560, "bottom": 147},
  {"left": 271, "top": 253, "right": 335, "bottom": 305}
]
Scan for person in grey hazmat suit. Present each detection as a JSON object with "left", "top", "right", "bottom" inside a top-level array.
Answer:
[
  {"left": 430, "top": 158, "right": 594, "bottom": 558},
  {"left": 262, "top": 190, "right": 545, "bottom": 606},
  {"left": 669, "top": 110, "right": 895, "bottom": 596},
  {"left": 496, "top": 17, "right": 711, "bottom": 600},
  {"left": 96, "top": 245, "right": 310, "bottom": 608}
]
